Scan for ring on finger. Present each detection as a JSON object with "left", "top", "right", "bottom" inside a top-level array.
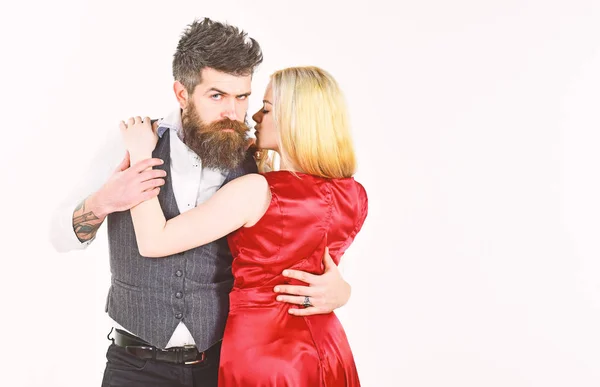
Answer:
[{"left": 302, "top": 296, "right": 313, "bottom": 308}]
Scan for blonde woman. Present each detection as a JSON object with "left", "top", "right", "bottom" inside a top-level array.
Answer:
[{"left": 121, "top": 66, "right": 368, "bottom": 386}]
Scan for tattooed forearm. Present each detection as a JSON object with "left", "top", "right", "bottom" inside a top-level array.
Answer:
[{"left": 72, "top": 198, "right": 104, "bottom": 242}]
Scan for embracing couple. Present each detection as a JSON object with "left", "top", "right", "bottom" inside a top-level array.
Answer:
[{"left": 51, "top": 17, "right": 368, "bottom": 387}]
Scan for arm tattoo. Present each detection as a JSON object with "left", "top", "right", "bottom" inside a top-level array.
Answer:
[{"left": 73, "top": 198, "right": 103, "bottom": 242}]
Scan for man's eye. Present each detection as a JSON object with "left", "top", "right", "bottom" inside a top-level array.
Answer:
[
  {"left": 262, "top": 109, "right": 269, "bottom": 114},
  {"left": 237, "top": 95, "right": 248, "bottom": 100},
  {"left": 211, "top": 94, "right": 223, "bottom": 100}
]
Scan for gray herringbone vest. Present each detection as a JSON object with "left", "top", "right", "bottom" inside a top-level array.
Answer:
[{"left": 105, "top": 130, "right": 257, "bottom": 350}]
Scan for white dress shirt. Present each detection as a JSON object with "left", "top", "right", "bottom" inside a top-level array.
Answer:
[{"left": 50, "top": 108, "right": 227, "bottom": 347}]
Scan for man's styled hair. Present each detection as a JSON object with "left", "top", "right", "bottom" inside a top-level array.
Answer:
[{"left": 173, "top": 18, "right": 263, "bottom": 93}]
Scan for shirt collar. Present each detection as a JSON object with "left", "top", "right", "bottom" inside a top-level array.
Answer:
[{"left": 156, "top": 108, "right": 184, "bottom": 139}]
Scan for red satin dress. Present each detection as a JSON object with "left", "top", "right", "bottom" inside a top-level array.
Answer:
[{"left": 218, "top": 171, "right": 368, "bottom": 386}]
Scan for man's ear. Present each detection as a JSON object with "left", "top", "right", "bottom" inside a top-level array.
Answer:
[{"left": 173, "top": 81, "right": 189, "bottom": 109}]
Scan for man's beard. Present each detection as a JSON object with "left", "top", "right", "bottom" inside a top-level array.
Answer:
[{"left": 181, "top": 104, "right": 249, "bottom": 171}]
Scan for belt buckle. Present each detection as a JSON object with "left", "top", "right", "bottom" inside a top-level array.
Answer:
[{"left": 183, "top": 345, "right": 206, "bottom": 365}]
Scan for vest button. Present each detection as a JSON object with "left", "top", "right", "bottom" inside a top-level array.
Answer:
[
  {"left": 175, "top": 270, "right": 183, "bottom": 277},
  {"left": 175, "top": 291, "right": 183, "bottom": 299},
  {"left": 175, "top": 313, "right": 183, "bottom": 319}
]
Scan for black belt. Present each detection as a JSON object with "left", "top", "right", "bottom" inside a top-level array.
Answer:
[{"left": 112, "top": 328, "right": 220, "bottom": 365}]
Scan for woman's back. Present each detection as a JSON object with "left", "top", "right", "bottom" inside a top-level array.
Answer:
[
  {"left": 220, "top": 170, "right": 368, "bottom": 387},
  {"left": 228, "top": 170, "right": 368, "bottom": 290}
]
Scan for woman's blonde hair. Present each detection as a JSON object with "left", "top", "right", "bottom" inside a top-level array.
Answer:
[{"left": 258, "top": 66, "right": 356, "bottom": 178}]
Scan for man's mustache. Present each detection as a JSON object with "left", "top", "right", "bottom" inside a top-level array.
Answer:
[{"left": 204, "top": 118, "right": 248, "bottom": 133}]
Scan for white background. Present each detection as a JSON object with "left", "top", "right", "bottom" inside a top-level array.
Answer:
[{"left": 1, "top": 1, "right": 599, "bottom": 386}]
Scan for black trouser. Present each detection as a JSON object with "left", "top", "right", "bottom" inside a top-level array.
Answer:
[{"left": 101, "top": 339, "right": 220, "bottom": 387}]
